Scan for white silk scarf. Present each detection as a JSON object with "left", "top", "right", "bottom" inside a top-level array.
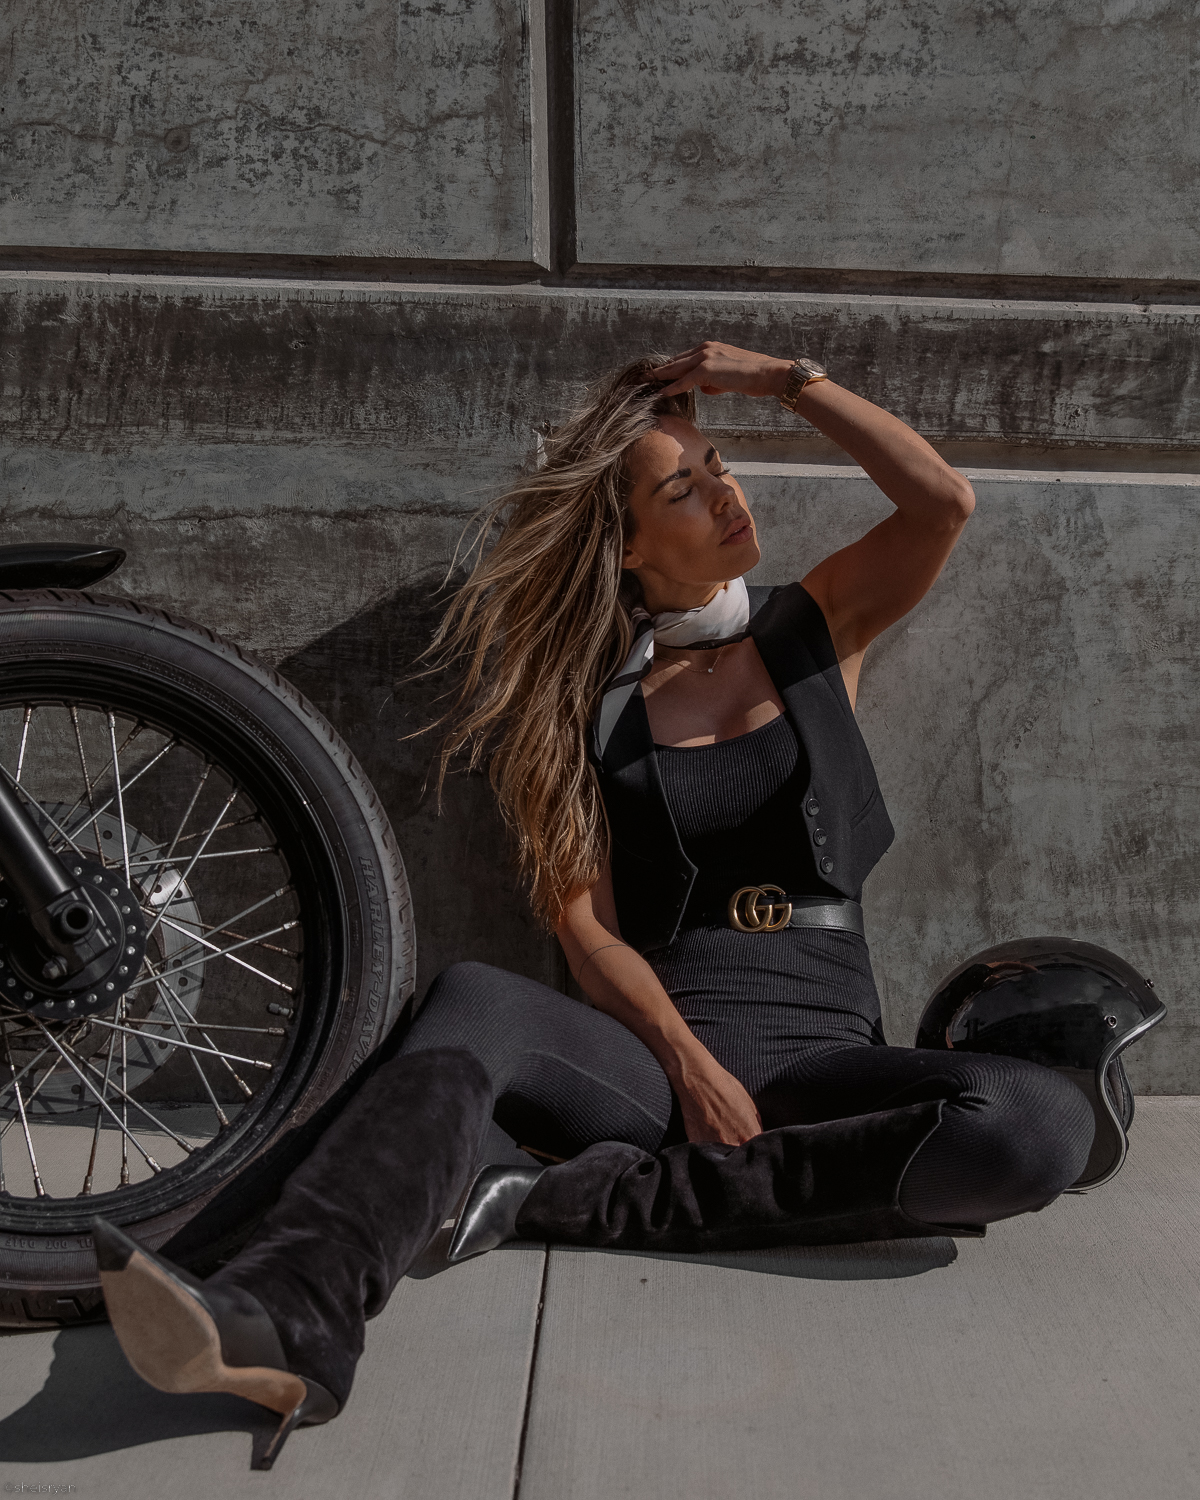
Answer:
[{"left": 593, "top": 576, "right": 751, "bottom": 758}]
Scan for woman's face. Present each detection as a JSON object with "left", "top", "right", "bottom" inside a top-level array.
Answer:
[{"left": 622, "top": 415, "right": 760, "bottom": 612}]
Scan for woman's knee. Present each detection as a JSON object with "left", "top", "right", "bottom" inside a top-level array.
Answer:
[
  {"left": 958, "top": 1063, "right": 1094, "bottom": 1206},
  {"left": 904, "top": 1061, "right": 1095, "bottom": 1223},
  {"left": 422, "top": 960, "right": 505, "bottom": 1009}
]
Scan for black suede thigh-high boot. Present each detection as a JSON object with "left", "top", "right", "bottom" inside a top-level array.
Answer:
[
  {"left": 97, "top": 1045, "right": 494, "bottom": 1468},
  {"left": 209, "top": 1046, "right": 493, "bottom": 1406},
  {"left": 510, "top": 1100, "right": 978, "bottom": 1253}
]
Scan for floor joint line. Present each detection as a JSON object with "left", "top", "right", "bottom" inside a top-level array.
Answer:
[{"left": 511, "top": 1243, "right": 551, "bottom": 1500}]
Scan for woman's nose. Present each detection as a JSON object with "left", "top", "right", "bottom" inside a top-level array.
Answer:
[{"left": 711, "top": 475, "right": 739, "bottom": 510}]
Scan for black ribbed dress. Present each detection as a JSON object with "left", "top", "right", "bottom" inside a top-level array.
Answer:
[
  {"left": 407, "top": 713, "right": 1095, "bottom": 1222},
  {"left": 649, "top": 713, "right": 885, "bottom": 1094}
]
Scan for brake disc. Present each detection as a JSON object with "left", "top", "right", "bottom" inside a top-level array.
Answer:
[{"left": 3, "top": 806, "right": 208, "bottom": 1112}]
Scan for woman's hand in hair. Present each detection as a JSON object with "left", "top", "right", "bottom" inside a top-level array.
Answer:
[
  {"left": 652, "top": 341, "right": 793, "bottom": 401},
  {"left": 674, "top": 1052, "right": 765, "bottom": 1146}
]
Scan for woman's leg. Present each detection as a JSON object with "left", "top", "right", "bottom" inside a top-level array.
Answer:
[
  {"left": 95, "top": 1045, "right": 493, "bottom": 1467},
  {"left": 402, "top": 961, "right": 675, "bottom": 1158},
  {"left": 756, "top": 1043, "right": 1096, "bottom": 1225}
]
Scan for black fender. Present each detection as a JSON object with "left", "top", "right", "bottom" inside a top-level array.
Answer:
[{"left": 0, "top": 543, "right": 126, "bottom": 591}]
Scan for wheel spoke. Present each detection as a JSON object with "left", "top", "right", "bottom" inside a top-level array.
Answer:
[
  {"left": 158, "top": 912, "right": 296, "bottom": 991},
  {"left": 0, "top": 1026, "right": 90, "bottom": 1137},
  {"left": 69, "top": 707, "right": 105, "bottom": 862},
  {"left": 143, "top": 787, "right": 239, "bottom": 943},
  {"left": 55, "top": 721, "right": 146, "bottom": 834},
  {"left": 139, "top": 980, "right": 259, "bottom": 1099},
  {"left": 126, "top": 920, "right": 299, "bottom": 993},
  {"left": 81, "top": 1028, "right": 119, "bottom": 1195},
  {"left": 86, "top": 1017, "right": 272, "bottom": 1071},
  {"left": 0, "top": 1038, "right": 58, "bottom": 1115},
  {"left": 64, "top": 734, "right": 175, "bottom": 848},
  {"left": 126, "top": 813, "right": 259, "bottom": 860},
  {"left": 151, "top": 979, "right": 232, "bottom": 1129},
  {"left": 107, "top": 712, "right": 133, "bottom": 886},
  {"left": 73, "top": 1048, "right": 198, "bottom": 1153},
  {"left": 127, "top": 1018, "right": 287, "bottom": 1037},
  {"left": 3, "top": 1024, "right": 46, "bottom": 1197},
  {"left": 134, "top": 762, "right": 212, "bottom": 918},
  {"left": 30, "top": 1017, "right": 161, "bottom": 1176},
  {"left": 128, "top": 846, "right": 277, "bottom": 868},
  {"left": 119, "top": 997, "right": 130, "bottom": 1185},
  {"left": 153, "top": 885, "right": 287, "bottom": 949},
  {"left": 14, "top": 707, "right": 32, "bottom": 785}
]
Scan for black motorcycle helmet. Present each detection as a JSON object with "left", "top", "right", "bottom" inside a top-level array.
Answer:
[{"left": 915, "top": 937, "right": 1166, "bottom": 1191}]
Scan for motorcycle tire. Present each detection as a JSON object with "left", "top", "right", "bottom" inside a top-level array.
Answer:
[{"left": 0, "top": 590, "right": 414, "bottom": 1327}]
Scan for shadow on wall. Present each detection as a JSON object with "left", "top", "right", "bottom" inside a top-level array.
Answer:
[{"left": 276, "top": 569, "right": 561, "bottom": 1001}]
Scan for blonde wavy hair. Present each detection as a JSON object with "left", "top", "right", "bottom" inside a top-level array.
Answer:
[{"left": 427, "top": 357, "right": 696, "bottom": 926}]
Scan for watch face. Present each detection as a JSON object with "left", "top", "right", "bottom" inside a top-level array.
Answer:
[{"left": 796, "top": 358, "right": 827, "bottom": 379}]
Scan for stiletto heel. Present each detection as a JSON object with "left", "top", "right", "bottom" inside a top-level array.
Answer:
[
  {"left": 92, "top": 1216, "right": 338, "bottom": 1465},
  {"left": 257, "top": 1382, "right": 336, "bottom": 1470},
  {"left": 93, "top": 1049, "right": 494, "bottom": 1468},
  {"left": 447, "top": 1164, "right": 544, "bottom": 1262}
]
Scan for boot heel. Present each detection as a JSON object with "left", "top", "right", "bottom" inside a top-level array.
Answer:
[
  {"left": 447, "top": 1164, "right": 544, "bottom": 1263},
  {"left": 256, "top": 1380, "right": 340, "bottom": 1470},
  {"left": 92, "top": 1216, "right": 338, "bottom": 1467}
]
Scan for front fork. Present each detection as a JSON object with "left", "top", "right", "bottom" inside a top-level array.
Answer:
[{"left": 0, "top": 777, "right": 142, "bottom": 1019}]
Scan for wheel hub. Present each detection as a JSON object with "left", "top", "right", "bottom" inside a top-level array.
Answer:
[{"left": 0, "top": 857, "right": 147, "bottom": 1020}]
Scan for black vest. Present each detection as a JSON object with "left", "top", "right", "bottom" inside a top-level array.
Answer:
[{"left": 594, "top": 582, "right": 895, "bottom": 953}]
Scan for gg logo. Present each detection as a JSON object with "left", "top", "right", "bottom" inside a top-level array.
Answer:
[{"left": 727, "top": 884, "right": 793, "bottom": 933}]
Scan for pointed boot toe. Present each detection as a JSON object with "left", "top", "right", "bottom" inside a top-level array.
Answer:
[
  {"left": 447, "top": 1164, "right": 544, "bottom": 1263},
  {"left": 92, "top": 1216, "right": 337, "bottom": 1470}
]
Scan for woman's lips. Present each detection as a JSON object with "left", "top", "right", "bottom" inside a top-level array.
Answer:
[{"left": 720, "top": 521, "right": 753, "bottom": 546}]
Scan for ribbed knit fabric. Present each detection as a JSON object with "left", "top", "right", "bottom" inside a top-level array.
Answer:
[
  {"left": 403, "top": 715, "right": 1095, "bottom": 1224},
  {"left": 652, "top": 713, "right": 882, "bottom": 1084},
  {"left": 655, "top": 713, "right": 843, "bottom": 917}
]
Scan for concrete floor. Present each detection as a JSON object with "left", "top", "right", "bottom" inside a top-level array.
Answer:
[{"left": 0, "top": 1098, "right": 1196, "bottom": 1499}]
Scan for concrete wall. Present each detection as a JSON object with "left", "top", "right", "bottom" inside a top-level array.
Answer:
[{"left": 2, "top": 2, "right": 1198, "bottom": 1087}]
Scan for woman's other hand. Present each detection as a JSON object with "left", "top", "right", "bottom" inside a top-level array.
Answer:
[
  {"left": 674, "top": 1052, "right": 764, "bottom": 1145},
  {"left": 652, "top": 341, "right": 792, "bottom": 401}
]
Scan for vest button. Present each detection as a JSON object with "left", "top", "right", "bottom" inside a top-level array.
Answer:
[
  {"left": 805, "top": 797, "right": 821, "bottom": 817},
  {"left": 820, "top": 856, "right": 835, "bottom": 875},
  {"left": 813, "top": 828, "right": 828, "bottom": 846}
]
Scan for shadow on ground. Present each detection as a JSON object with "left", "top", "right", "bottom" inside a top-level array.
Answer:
[
  {"left": 411, "top": 1232, "right": 959, "bottom": 1283},
  {"left": 584, "top": 1235, "right": 960, "bottom": 1280},
  {"left": 0, "top": 1324, "right": 275, "bottom": 1464}
]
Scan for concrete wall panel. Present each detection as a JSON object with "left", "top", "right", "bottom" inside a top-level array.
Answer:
[
  {"left": 4, "top": 276, "right": 1199, "bottom": 451},
  {"left": 1, "top": 1, "right": 547, "bottom": 263},
  {"left": 2, "top": 276, "right": 1197, "bottom": 1087},
  {"left": 574, "top": 0, "right": 1200, "bottom": 279},
  {"left": 738, "top": 466, "right": 1200, "bottom": 1092}
]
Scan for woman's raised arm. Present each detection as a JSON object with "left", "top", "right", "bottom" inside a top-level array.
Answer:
[
  {"left": 653, "top": 341, "right": 975, "bottom": 707},
  {"left": 556, "top": 864, "right": 763, "bottom": 1146}
]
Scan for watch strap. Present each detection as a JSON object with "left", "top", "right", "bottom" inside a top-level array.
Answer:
[{"left": 779, "top": 359, "right": 829, "bottom": 412}]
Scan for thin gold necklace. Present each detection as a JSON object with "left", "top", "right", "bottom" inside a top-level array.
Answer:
[{"left": 657, "top": 642, "right": 734, "bottom": 677}]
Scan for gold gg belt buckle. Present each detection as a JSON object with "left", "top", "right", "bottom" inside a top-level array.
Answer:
[{"left": 727, "top": 884, "right": 793, "bottom": 933}]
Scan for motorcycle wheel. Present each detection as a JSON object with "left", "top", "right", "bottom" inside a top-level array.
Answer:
[{"left": 0, "top": 590, "right": 413, "bottom": 1326}]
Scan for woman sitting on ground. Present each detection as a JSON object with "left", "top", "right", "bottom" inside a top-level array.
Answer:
[{"left": 95, "top": 342, "right": 1094, "bottom": 1466}]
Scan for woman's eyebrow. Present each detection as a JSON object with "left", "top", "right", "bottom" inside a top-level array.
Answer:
[
  {"left": 651, "top": 467, "right": 690, "bottom": 495},
  {"left": 649, "top": 449, "right": 718, "bottom": 496}
]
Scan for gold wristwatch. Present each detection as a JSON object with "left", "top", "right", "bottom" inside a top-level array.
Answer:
[{"left": 779, "top": 357, "right": 828, "bottom": 412}]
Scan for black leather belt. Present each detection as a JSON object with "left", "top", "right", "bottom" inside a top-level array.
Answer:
[{"left": 725, "top": 885, "right": 864, "bottom": 937}]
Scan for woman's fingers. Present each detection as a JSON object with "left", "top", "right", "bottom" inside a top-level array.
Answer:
[{"left": 650, "top": 341, "right": 790, "bottom": 402}]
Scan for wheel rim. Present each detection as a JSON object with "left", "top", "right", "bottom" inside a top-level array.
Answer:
[{"left": 0, "top": 682, "right": 344, "bottom": 1232}]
